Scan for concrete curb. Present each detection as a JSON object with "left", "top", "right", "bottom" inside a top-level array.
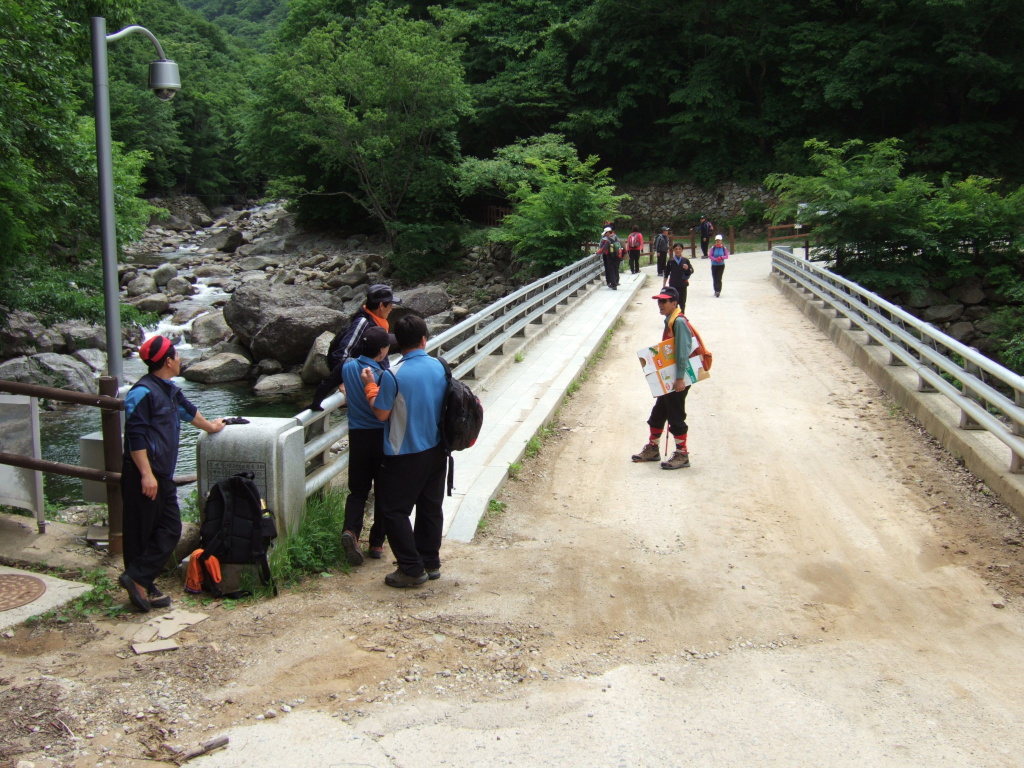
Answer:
[
  {"left": 772, "top": 271, "right": 1024, "bottom": 519},
  {"left": 0, "top": 565, "right": 90, "bottom": 632},
  {"left": 444, "top": 271, "right": 648, "bottom": 542}
]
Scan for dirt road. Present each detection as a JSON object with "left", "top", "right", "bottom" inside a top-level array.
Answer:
[{"left": 5, "top": 251, "right": 1024, "bottom": 767}]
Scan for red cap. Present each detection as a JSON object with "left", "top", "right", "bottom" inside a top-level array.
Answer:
[{"left": 139, "top": 335, "right": 173, "bottom": 365}]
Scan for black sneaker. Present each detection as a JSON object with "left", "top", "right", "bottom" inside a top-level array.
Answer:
[
  {"left": 367, "top": 546, "right": 384, "bottom": 560},
  {"left": 426, "top": 569, "right": 440, "bottom": 580},
  {"left": 147, "top": 589, "right": 171, "bottom": 609},
  {"left": 342, "top": 531, "right": 364, "bottom": 566},
  {"left": 384, "top": 569, "right": 428, "bottom": 588}
]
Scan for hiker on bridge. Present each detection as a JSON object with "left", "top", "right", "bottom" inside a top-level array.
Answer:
[
  {"left": 339, "top": 326, "right": 394, "bottom": 567},
  {"left": 596, "top": 225, "right": 622, "bottom": 290},
  {"left": 120, "top": 335, "right": 226, "bottom": 612},
  {"left": 632, "top": 288, "right": 693, "bottom": 470},
  {"left": 663, "top": 243, "right": 695, "bottom": 313},
  {"left": 308, "top": 284, "right": 402, "bottom": 411},
  {"left": 361, "top": 315, "right": 448, "bottom": 588}
]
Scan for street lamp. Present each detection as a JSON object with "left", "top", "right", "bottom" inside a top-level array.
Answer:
[{"left": 90, "top": 16, "right": 180, "bottom": 385}]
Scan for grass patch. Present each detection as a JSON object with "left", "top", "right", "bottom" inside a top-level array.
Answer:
[
  {"left": 507, "top": 461, "right": 522, "bottom": 480},
  {"left": 268, "top": 488, "right": 351, "bottom": 587},
  {"left": 26, "top": 568, "right": 127, "bottom": 624},
  {"left": 477, "top": 499, "right": 506, "bottom": 532},
  {"left": 514, "top": 351, "right": 525, "bottom": 363},
  {"left": 180, "top": 488, "right": 200, "bottom": 524}
]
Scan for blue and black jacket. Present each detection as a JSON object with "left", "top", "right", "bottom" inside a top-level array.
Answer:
[{"left": 123, "top": 373, "right": 198, "bottom": 478}]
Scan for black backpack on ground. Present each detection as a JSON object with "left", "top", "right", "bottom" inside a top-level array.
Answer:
[
  {"left": 438, "top": 358, "right": 484, "bottom": 496},
  {"left": 199, "top": 472, "right": 278, "bottom": 597}
]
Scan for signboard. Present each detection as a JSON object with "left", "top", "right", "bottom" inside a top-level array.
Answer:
[{"left": 0, "top": 395, "right": 46, "bottom": 531}]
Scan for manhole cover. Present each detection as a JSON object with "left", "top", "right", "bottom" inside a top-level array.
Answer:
[{"left": 0, "top": 574, "right": 47, "bottom": 611}]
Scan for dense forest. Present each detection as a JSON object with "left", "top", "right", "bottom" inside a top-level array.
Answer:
[{"left": 3, "top": 0, "right": 1024, "bottom": 347}]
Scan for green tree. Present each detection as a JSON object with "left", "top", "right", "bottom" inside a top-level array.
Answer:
[
  {"left": 461, "top": 135, "right": 628, "bottom": 275},
  {"left": 260, "top": 4, "right": 472, "bottom": 251}
]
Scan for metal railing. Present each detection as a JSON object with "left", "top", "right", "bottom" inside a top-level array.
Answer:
[
  {"left": 772, "top": 247, "right": 1024, "bottom": 472},
  {"left": 296, "top": 253, "right": 605, "bottom": 497}
]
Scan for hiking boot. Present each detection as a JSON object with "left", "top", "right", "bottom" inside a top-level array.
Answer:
[
  {"left": 426, "top": 568, "right": 441, "bottom": 581},
  {"left": 631, "top": 443, "right": 660, "bottom": 463},
  {"left": 385, "top": 568, "right": 428, "bottom": 588},
  {"left": 367, "top": 545, "right": 384, "bottom": 560},
  {"left": 119, "top": 573, "right": 151, "bottom": 613},
  {"left": 147, "top": 588, "right": 171, "bottom": 609},
  {"left": 661, "top": 451, "right": 691, "bottom": 470},
  {"left": 342, "top": 530, "right": 364, "bottom": 566}
]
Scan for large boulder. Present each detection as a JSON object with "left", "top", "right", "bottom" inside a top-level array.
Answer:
[
  {"left": 902, "top": 287, "right": 949, "bottom": 309},
  {"left": 190, "top": 311, "right": 232, "bottom": 347},
  {"left": 301, "top": 331, "right": 334, "bottom": 384},
  {"left": 54, "top": 321, "right": 106, "bottom": 352},
  {"left": 328, "top": 271, "right": 367, "bottom": 289},
  {"left": 236, "top": 255, "right": 280, "bottom": 272},
  {"left": 126, "top": 274, "right": 158, "bottom": 297},
  {"left": 250, "top": 307, "right": 347, "bottom": 365},
  {"left": 132, "top": 293, "right": 171, "bottom": 315},
  {"left": 922, "top": 304, "right": 964, "bottom": 323},
  {"left": 165, "top": 275, "right": 194, "bottom": 297},
  {"left": 152, "top": 263, "right": 178, "bottom": 286},
  {"left": 0, "top": 312, "right": 48, "bottom": 357},
  {"left": 204, "top": 228, "right": 247, "bottom": 253},
  {"left": 73, "top": 348, "right": 108, "bottom": 373},
  {"left": 223, "top": 281, "right": 344, "bottom": 346},
  {"left": 945, "top": 321, "right": 976, "bottom": 343},
  {"left": 949, "top": 281, "right": 985, "bottom": 305},
  {"left": 193, "top": 264, "right": 233, "bottom": 278},
  {"left": 393, "top": 285, "right": 450, "bottom": 320},
  {"left": 181, "top": 352, "right": 252, "bottom": 383},
  {"left": 5, "top": 353, "right": 99, "bottom": 394},
  {"left": 253, "top": 372, "right": 304, "bottom": 394}
]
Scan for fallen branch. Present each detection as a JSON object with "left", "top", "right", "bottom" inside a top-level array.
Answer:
[{"left": 177, "top": 735, "right": 229, "bottom": 765}]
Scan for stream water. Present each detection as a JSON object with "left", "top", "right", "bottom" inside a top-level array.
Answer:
[{"left": 38, "top": 242, "right": 318, "bottom": 506}]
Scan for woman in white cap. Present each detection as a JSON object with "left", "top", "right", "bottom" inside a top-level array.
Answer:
[{"left": 708, "top": 234, "right": 729, "bottom": 297}]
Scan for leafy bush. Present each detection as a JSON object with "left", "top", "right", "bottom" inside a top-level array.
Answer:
[
  {"left": 460, "top": 134, "right": 628, "bottom": 276},
  {"left": 268, "top": 489, "right": 350, "bottom": 584},
  {"left": 766, "top": 138, "right": 1024, "bottom": 294}
]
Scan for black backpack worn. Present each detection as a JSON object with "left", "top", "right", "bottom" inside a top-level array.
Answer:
[
  {"left": 438, "top": 358, "right": 484, "bottom": 496},
  {"left": 199, "top": 472, "right": 278, "bottom": 597}
]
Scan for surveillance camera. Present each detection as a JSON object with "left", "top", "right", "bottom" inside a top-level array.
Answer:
[{"left": 149, "top": 60, "right": 180, "bottom": 101}]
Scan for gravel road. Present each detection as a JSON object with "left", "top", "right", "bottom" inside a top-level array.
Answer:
[{"left": 5, "top": 251, "right": 1024, "bottom": 767}]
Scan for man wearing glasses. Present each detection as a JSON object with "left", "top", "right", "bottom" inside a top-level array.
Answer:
[{"left": 632, "top": 287, "right": 693, "bottom": 469}]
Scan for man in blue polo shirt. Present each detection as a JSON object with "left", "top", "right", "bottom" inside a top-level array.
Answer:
[{"left": 361, "top": 315, "right": 447, "bottom": 587}]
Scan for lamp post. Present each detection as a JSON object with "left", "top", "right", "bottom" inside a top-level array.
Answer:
[
  {"left": 90, "top": 16, "right": 180, "bottom": 385},
  {"left": 90, "top": 17, "right": 179, "bottom": 557}
]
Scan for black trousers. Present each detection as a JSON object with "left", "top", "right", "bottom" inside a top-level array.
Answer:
[
  {"left": 602, "top": 253, "right": 620, "bottom": 287},
  {"left": 311, "top": 364, "right": 344, "bottom": 409},
  {"left": 647, "top": 387, "right": 689, "bottom": 439},
  {"left": 656, "top": 251, "right": 667, "bottom": 276},
  {"left": 667, "top": 281, "right": 688, "bottom": 313},
  {"left": 700, "top": 237, "right": 710, "bottom": 258},
  {"left": 628, "top": 250, "right": 641, "bottom": 274},
  {"left": 344, "top": 428, "right": 386, "bottom": 547},
  {"left": 376, "top": 444, "right": 447, "bottom": 576},
  {"left": 121, "top": 461, "right": 181, "bottom": 591},
  {"left": 711, "top": 263, "right": 725, "bottom": 293}
]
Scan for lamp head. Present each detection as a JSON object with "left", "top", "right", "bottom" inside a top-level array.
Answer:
[{"left": 149, "top": 59, "right": 180, "bottom": 101}]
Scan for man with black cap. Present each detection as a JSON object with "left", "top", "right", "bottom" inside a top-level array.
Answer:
[
  {"left": 120, "top": 335, "right": 226, "bottom": 611},
  {"left": 695, "top": 215, "right": 714, "bottom": 259},
  {"left": 632, "top": 287, "right": 694, "bottom": 470},
  {"left": 338, "top": 326, "right": 395, "bottom": 566},
  {"left": 309, "top": 284, "right": 402, "bottom": 410},
  {"left": 653, "top": 226, "right": 671, "bottom": 277}
]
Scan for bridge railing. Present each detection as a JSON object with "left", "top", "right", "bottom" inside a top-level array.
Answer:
[
  {"left": 772, "top": 247, "right": 1024, "bottom": 473},
  {"left": 295, "top": 253, "right": 604, "bottom": 498}
]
